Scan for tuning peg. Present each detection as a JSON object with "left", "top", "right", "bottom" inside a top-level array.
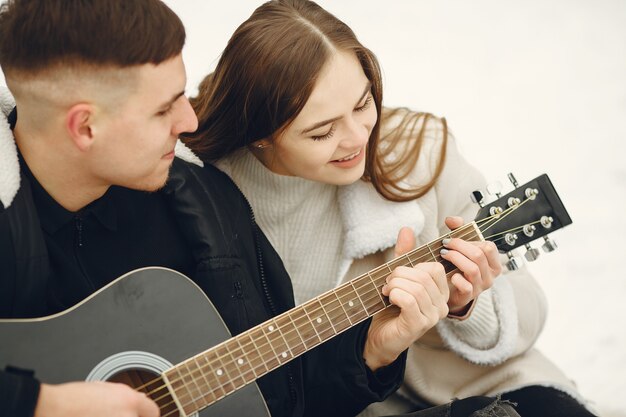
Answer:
[
  {"left": 505, "top": 252, "right": 521, "bottom": 271},
  {"left": 486, "top": 181, "right": 503, "bottom": 198},
  {"left": 524, "top": 244, "right": 541, "bottom": 262},
  {"left": 507, "top": 173, "right": 519, "bottom": 188},
  {"left": 542, "top": 236, "right": 558, "bottom": 252},
  {"left": 470, "top": 190, "right": 485, "bottom": 207}
]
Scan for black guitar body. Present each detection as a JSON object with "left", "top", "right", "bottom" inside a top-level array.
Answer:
[{"left": 0, "top": 268, "right": 271, "bottom": 417}]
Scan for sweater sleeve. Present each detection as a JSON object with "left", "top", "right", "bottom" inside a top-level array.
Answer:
[
  {"left": 430, "top": 130, "right": 548, "bottom": 365},
  {"left": 0, "top": 369, "right": 40, "bottom": 417},
  {"left": 302, "top": 319, "right": 406, "bottom": 417}
]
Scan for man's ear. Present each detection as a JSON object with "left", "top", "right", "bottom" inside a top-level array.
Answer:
[{"left": 65, "top": 103, "right": 96, "bottom": 152}]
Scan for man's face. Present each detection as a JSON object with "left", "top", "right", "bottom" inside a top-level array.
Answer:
[{"left": 87, "top": 54, "right": 198, "bottom": 192}]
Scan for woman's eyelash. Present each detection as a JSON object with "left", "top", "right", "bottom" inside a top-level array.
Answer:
[
  {"left": 157, "top": 107, "right": 173, "bottom": 117},
  {"left": 312, "top": 125, "right": 336, "bottom": 141},
  {"left": 355, "top": 95, "right": 373, "bottom": 112}
]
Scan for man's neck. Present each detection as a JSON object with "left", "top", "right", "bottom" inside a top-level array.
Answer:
[{"left": 14, "top": 125, "right": 109, "bottom": 212}]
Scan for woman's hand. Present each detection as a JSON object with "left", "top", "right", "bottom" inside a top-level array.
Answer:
[
  {"left": 441, "top": 216, "right": 502, "bottom": 315},
  {"left": 363, "top": 227, "right": 449, "bottom": 371}
]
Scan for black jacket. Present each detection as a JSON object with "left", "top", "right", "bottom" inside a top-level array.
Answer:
[{"left": 0, "top": 157, "right": 404, "bottom": 417}]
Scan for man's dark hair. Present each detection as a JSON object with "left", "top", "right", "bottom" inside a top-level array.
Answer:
[{"left": 0, "top": 0, "right": 185, "bottom": 76}]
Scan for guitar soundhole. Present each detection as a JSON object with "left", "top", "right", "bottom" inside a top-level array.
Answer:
[{"left": 109, "top": 369, "right": 181, "bottom": 417}]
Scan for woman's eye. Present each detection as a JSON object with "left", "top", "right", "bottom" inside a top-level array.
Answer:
[
  {"left": 312, "top": 125, "right": 336, "bottom": 141},
  {"left": 157, "top": 107, "right": 173, "bottom": 117},
  {"left": 355, "top": 95, "right": 373, "bottom": 112}
]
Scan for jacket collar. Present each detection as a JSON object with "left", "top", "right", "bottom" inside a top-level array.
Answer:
[
  {"left": 0, "top": 86, "right": 202, "bottom": 210},
  {"left": 0, "top": 87, "right": 20, "bottom": 210}
]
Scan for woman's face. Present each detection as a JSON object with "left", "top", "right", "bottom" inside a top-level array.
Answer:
[{"left": 253, "top": 50, "right": 378, "bottom": 185}]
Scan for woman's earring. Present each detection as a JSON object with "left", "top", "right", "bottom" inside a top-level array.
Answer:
[{"left": 254, "top": 142, "right": 269, "bottom": 149}]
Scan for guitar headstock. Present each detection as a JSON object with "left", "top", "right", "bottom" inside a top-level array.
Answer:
[{"left": 473, "top": 173, "right": 572, "bottom": 270}]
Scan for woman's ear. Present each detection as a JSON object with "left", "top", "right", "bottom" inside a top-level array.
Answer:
[
  {"left": 251, "top": 139, "right": 272, "bottom": 149},
  {"left": 65, "top": 103, "right": 96, "bottom": 152}
]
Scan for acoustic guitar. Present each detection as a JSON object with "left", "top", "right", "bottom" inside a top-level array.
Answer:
[{"left": 0, "top": 174, "right": 571, "bottom": 417}]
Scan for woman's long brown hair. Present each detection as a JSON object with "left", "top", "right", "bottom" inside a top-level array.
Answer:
[{"left": 183, "top": 0, "right": 447, "bottom": 202}]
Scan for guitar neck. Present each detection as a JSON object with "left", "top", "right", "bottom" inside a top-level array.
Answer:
[{"left": 163, "top": 222, "right": 483, "bottom": 415}]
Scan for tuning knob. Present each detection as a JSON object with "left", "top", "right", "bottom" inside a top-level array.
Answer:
[
  {"left": 524, "top": 244, "right": 541, "bottom": 262},
  {"left": 507, "top": 173, "right": 519, "bottom": 188},
  {"left": 506, "top": 252, "right": 521, "bottom": 271},
  {"left": 542, "top": 236, "right": 558, "bottom": 252},
  {"left": 471, "top": 190, "right": 485, "bottom": 207}
]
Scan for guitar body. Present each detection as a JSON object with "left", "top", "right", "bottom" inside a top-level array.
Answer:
[{"left": 0, "top": 267, "right": 271, "bottom": 417}]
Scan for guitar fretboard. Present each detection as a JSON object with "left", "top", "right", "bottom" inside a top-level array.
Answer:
[{"left": 163, "top": 222, "right": 483, "bottom": 415}]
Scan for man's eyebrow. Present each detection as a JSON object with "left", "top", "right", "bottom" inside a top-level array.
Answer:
[
  {"left": 301, "top": 82, "right": 372, "bottom": 135},
  {"left": 157, "top": 91, "right": 185, "bottom": 110}
]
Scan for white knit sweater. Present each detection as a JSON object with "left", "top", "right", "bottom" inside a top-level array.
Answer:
[{"left": 220, "top": 149, "right": 344, "bottom": 305}]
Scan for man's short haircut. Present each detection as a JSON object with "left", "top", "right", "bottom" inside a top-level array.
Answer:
[{"left": 0, "top": 0, "right": 185, "bottom": 77}]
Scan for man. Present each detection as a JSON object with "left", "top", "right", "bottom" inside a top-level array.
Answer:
[{"left": 0, "top": 1, "right": 450, "bottom": 417}]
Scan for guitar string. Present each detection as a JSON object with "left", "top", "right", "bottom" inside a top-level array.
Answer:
[
  {"left": 140, "top": 223, "right": 484, "bottom": 399},
  {"left": 151, "top": 213, "right": 528, "bottom": 413},
  {"left": 148, "top": 210, "right": 524, "bottom": 412},
  {"left": 159, "top": 204, "right": 549, "bottom": 412},
  {"left": 156, "top": 233, "right": 528, "bottom": 412},
  {"left": 158, "top": 220, "right": 537, "bottom": 414},
  {"left": 149, "top": 224, "right": 485, "bottom": 413},
  {"left": 144, "top": 203, "right": 536, "bottom": 412}
]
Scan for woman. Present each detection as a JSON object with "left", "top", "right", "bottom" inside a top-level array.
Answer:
[{"left": 183, "top": 1, "right": 595, "bottom": 416}]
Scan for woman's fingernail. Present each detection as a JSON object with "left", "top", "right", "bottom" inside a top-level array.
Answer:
[
  {"left": 440, "top": 248, "right": 449, "bottom": 256},
  {"left": 442, "top": 238, "right": 451, "bottom": 246}
]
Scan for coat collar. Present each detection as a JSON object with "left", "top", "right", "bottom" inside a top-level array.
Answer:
[
  {"left": 0, "top": 86, "right": 202, "bottom": 210},
  {"left": 338, "top": 179, "right": 425, "bottom": 261}
]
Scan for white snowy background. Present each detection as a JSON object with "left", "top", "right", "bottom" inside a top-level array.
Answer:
[
  {"left": 163, "top": 1, "right": 625, "bottom": 415},
  {"left": 2, "top": 0, "right": 623, "bottom": 415}
]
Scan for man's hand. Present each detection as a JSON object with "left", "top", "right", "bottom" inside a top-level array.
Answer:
[
  {"left": 363, "top": 227, "right": 449, "bottom": 371},
  {"left": 35, "top": 381, "right": 160, "bottom": 417},
  {"left": 442, "top": 216, "right": 502, "bottom": 314}
]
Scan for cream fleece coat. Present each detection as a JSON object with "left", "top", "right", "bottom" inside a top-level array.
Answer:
[{"left": 342, "top": 110, "right": 584, "bottom": 415}]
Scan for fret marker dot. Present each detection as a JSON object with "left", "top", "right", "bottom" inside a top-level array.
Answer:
[
  {"left": 348, "top": 301, "right": 354, "bottom": 307},
  {"left": 316, "top": 318, "right": 322, "bottom": 323},
  {"left": 281, "top": 352, "right": 288, "bottom": 358},
  {"left": 237, "top": 359, "right": 244, "bottom": 365},
  {"left": 268, "top": 325, "right": 275, "bottom": 332},
  {"left": 216, "top": 369, "right": 223, "bottom": 376}
]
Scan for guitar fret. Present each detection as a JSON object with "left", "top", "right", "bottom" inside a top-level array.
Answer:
[
  {"left": 261, "top": 319, "right": 293, "bottom": 365},
  {"left": 253, "top": 326, "right": 282, "bottom": 370},
  {"left": 425, "top": 243, "right": 438, "bottom": 261},
  {"left": 238, "top": 331, "right": 270, "bottom": 375},
  {"left": 174, "top": 365, "right": 200, "bottom": 414},
  {"left": 192, "top": 356, "right": 214, "bottom": 408},
  {"left": 303, "top": 300, "right": 335, "bottom": 340},
  {"left": 233, "top": 335, "right": 258, "bottom": 381},
  {"left": 285, "top": 314, "right": 307, "bottom": 355},
  {"left": 216, "top": 342, "right": 246, "bottom": 389},
  {"left": 366, "top": 272, "right": 388, "bottom": 307},
  {"left": 353, "top": 276, "right": 384, "bottom": 315},
  {"left": 319, "top": 292, "right": 350, "bottom": 332},
  {"left": 200, "top": 354, "right": 226, "bottom": 400},
  {"left": 300, "top": 305, "right": 323, "bottom": 343},
  {"left": 315, "top": 295, "right": 338, "bottom": 335},
  {"left": 344, "top": 282, "right": 368, "bottom": 322},
  {"left": 186, "top": 360, "right": 206, "bottom": 406},
  {"left": 212, "top": 347, "right": 237, "bottom": 397},
  {"left": 332, "top": 291, "right": 354, "bottom": 326}
]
